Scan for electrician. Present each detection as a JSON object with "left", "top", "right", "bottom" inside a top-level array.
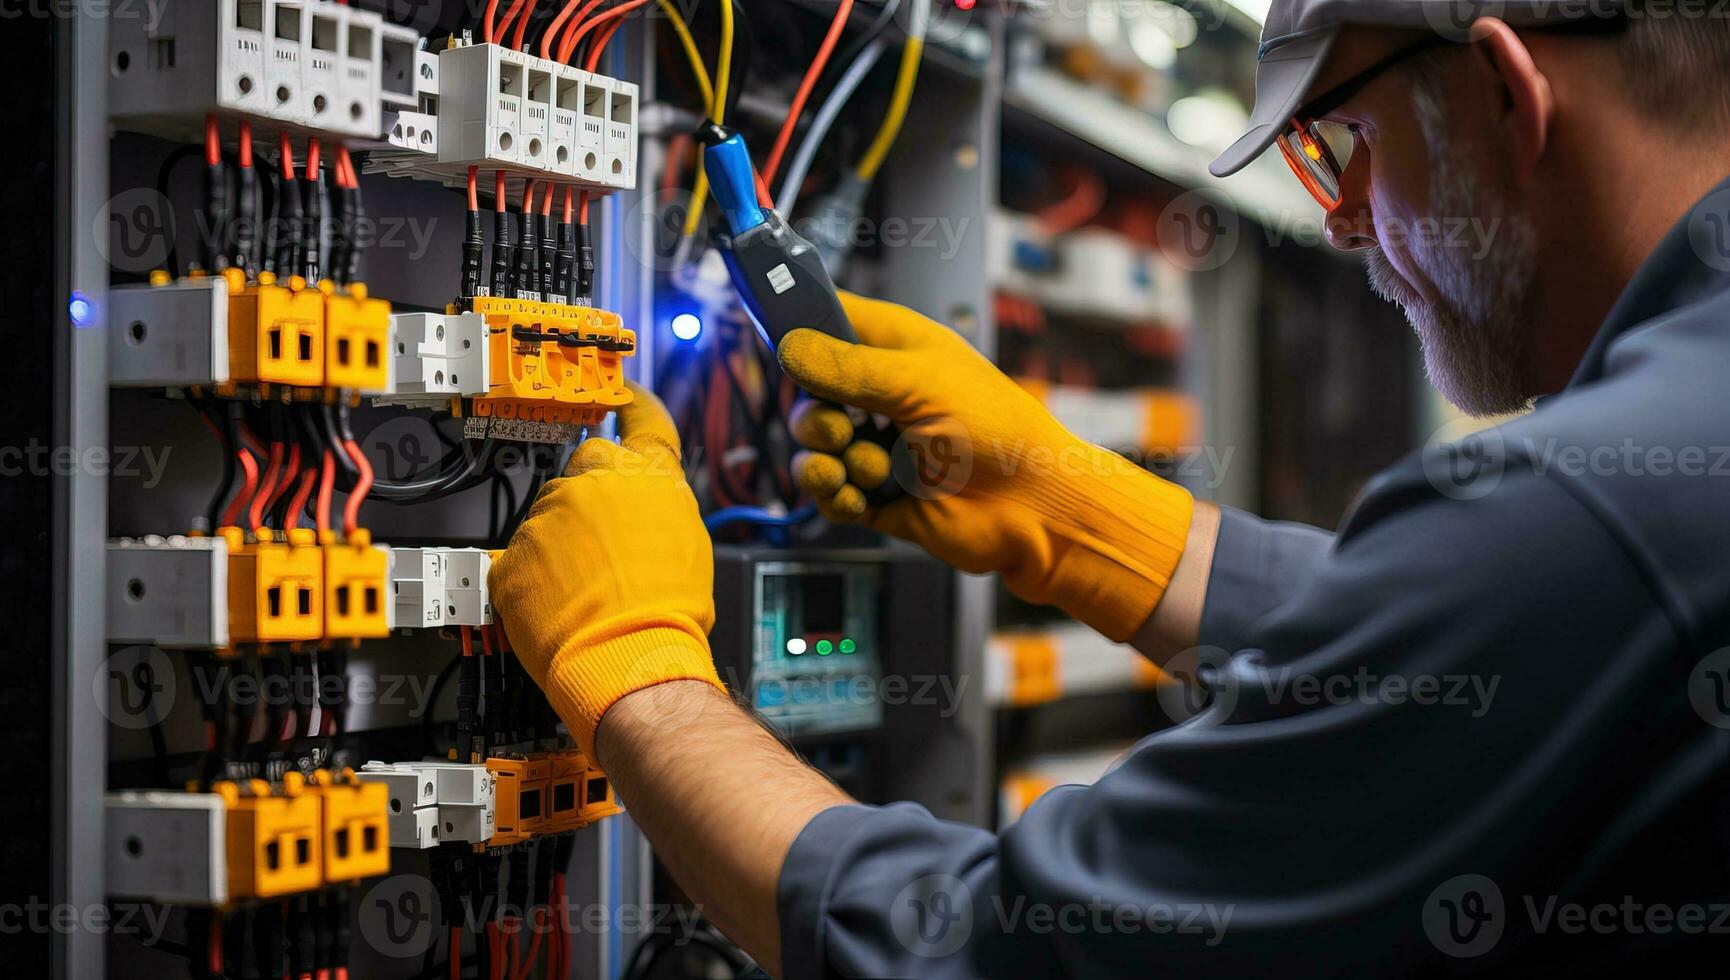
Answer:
[{"left": 491, "top": 0, "right": 1730, "bottom": 974}]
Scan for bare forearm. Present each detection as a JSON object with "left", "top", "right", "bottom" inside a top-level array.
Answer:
[
  {"left": 1131, "top": 500, "right": 1221, "bottom": 664},
  {"left": 595, "top": 680, "right": 854, "bottom": 976}
]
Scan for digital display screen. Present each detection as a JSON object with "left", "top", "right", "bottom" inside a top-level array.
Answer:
[{"left": 801, "top": 575, "right": 844, "bottom": 634}]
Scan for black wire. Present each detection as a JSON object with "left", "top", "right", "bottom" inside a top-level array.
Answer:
[
  {"left": 154, "top": 145, "right": 206, "bottom": 278},
  {"left": 831, "top": 0, "right": 902, "bottom": 82},
  {"left": 368, "top": 439, "right": 498, "bottom": 501},
  {"left": 198, "top": 399, "right": 238, "bottom": 530}
]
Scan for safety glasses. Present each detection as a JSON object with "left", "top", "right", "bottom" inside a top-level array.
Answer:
[{"left": 1276, "top": 35, "right": 1445, "bottom": 210}]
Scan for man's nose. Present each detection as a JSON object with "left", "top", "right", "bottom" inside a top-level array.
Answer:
[{"left": 1324, "top": 150, "right": 1376, "bottom": 251}]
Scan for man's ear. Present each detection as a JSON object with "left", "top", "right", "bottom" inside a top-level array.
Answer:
[{"left": 1470, "top": 18, "right": 1554, "bottom": 183}]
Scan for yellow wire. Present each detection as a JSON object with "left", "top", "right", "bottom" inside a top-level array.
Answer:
[
  {"left": 655, "top": 0, "right": 712, "bottom": 111},
  {"left": 855, "top": 35, "right": 925, "bottom": 182},
  {"left": 682, "top": 0, "right": 734, "bottom": 239}
]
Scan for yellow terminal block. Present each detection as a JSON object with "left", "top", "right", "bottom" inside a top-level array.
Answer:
[
  {"left": 224, "top": 269, "right": 325, "bottom": 389},
  {"left": 222, "top": 526, "right": 324, "bottom": 645},
  {"left": 217, "top": 774, "right": 324, "bottom": 900},
  {"left": 307, "top": 769, "right": 391, "bottom": 884},
  {"left": 322, "top": 530, "right": 389, "bottom": 640},
  {"left": 322, "top": 281, "right": 391, "bottom": 393},
  {"left": 470, "top": 296, "right": 635, "bottom": 425}
]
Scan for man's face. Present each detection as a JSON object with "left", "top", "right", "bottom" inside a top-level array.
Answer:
[{"left": 1308, "top": 30, "right": 1537, "bottom": 417}]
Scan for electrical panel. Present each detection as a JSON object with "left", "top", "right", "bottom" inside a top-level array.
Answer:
[{"left": 82, "top": 3, "right": 989, "bottom": 977}]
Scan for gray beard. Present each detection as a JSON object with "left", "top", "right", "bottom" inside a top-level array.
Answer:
[{"left": 1364, "top": 73, "right": 1535, "bottom": 418}]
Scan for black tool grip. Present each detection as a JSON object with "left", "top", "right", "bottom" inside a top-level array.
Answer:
[{"left": 721, "top": 212, "right": 910, "bottom": 504}]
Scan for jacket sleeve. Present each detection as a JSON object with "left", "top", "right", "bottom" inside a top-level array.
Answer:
[{"left": 776, "top": 466, "right": 1690, "bottom": 979}]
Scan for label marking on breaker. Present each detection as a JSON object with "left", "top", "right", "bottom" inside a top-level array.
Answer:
[{"left": 767, "top": 264, "right": 796, "bottom": 295}]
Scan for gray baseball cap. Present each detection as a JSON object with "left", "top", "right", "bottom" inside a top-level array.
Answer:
[{"left": 1208, "top": 0, "right": 1622, "bottom": 178}]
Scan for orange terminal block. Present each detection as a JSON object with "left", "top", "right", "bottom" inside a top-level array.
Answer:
[
  {"left": 482, "top": 757, "right": 532, "bottom": 847},
  {"left": 470, "top": 295, "right": 635, "bottom": 425},
  {"left": 222, "top": 526, "right": 324, "bottom": 646},
  {"left": 222, "top": 268, "right": 325, "bottom": 390},
  {"left": 544, "top": 752, "right": 585, "bottom": 833},
  {"left": 321, "top": 281, "right": 391, "bottom": 393},
  {"left": 307, "top": 769, "right": 392, "bottom": 884},
  {"left": 574, "top": 751, "right": 623, "bottom": 824},
  {"left": 322, "top": 529, "right": 389, "bottom": 641},
  {"left": 217, "top": 774, "right": 324, "bottom": 900}
]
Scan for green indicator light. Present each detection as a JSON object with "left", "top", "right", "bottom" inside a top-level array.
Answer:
[
  {"left": 815, "top": 639, "right": 835, "bottom": 656},
  {"left": 839, "top": 638, "right": 856, "bottom": 654}
]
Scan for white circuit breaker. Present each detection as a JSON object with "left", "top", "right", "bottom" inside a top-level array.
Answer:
[{"left": 109, "top": 0, "right": 405, "bottom": 141}]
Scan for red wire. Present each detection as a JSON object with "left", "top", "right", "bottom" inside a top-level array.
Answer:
[
  {"left": 558, "top": 0, "right": 651, "bottom": 64},
  {"left": 510, "top": 0, "right": 540, "bottom": 49},
  {"left": 284, "top": 466, "right": 317, "bottom": 532},
  {"left": 541, "top": 0, "right": 603, "bottom": 59},
  {"left": 204, "top": 115, "right": 221, "bottom": 167},
  {"left": 583, "top": 16, "right": 625, "bottom": 71},
  {"left": 486, "top": 924, "right": 502, "bottom": 980},
  {"left": 249, "top": 441, "right": 285, "bottom": 531},
  {"left": 340, "top": 438, "right": 372, "bottom": 537},
  {"left": 496, "top": 0, "right": 530, "bottom": 46},
  {"left": 540, "top": 184, "right": 555, "bottom": 216},
  {"left": 553, "top": 874, "right": 568, "bottom": 979},
  {"left": 762, "top": 0, "right": 856, "bottom": 187},
  {"left": 549, "top": 0, "right": 609, "bottom": 61},
  {"left": 522, "top": 178, "right": 536, "bottom": 215},
  {"left": 514, "top": 911, "right": 544, "bottom": 980},
  {"left": 481, "top": 625, "right": 496, "bottom": 657},
  {"left": 239, "top": 120, "right": 253, "bottom": 168},
  {"left": 279, "top": 134, "right": 295, "bottom": 182},
  {"left": 306, "top": 137, "right": 322, "bottom": 179},
  {"left": 495, "top": 171, "right": 508, "bottom": 212},
  {"left": 337, "top": 145, "right": 356, "bottom": 190},
  {"left": 449, "top": 928, "right": 463, "bottom": 980},
  {"left": 262, "top": 443, "right": 303, "bottom": 524},
  {"left": 220, "top": 445, "right": 259, "bottom": 528},
  {"left": 484, "top": 0, "right": 502, "bottom": 43},
  {"left": 468, "top": 166, "right": 481, "bottom": 212},
  {"left": 460, "top": 625, "right": 474, "bottom": 657},
  {"left": 209, "top": 915, "right": 223, "bottom": 975},
  {"left": 563, "top": 186, "right": 574, "bottom": 224},
  {"left": 578, "top": 190, "right": 590, "bottom": 225}
]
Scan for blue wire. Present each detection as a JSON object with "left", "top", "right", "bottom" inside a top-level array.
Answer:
[{"left": 704, "top": 505, "right": 818, "bottom": 547}]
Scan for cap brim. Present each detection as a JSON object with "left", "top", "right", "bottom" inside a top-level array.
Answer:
[{"left": 1209, "top": 29, "right": 1339, "bottom": 178}]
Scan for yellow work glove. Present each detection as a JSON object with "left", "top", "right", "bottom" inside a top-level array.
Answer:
[
  {"left": 779, "top": 293, "right": 1194, "bottom": 642},
  {"left": 489, "top": 383, "right": 724, "bottom": 761}
]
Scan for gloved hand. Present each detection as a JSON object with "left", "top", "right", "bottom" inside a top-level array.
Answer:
[
  {"left": 779, "top": 293, "right": 1194, "bottom": 642},
  {"left": 489, "top": 383, "right": 725, "bottom": 760}
]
